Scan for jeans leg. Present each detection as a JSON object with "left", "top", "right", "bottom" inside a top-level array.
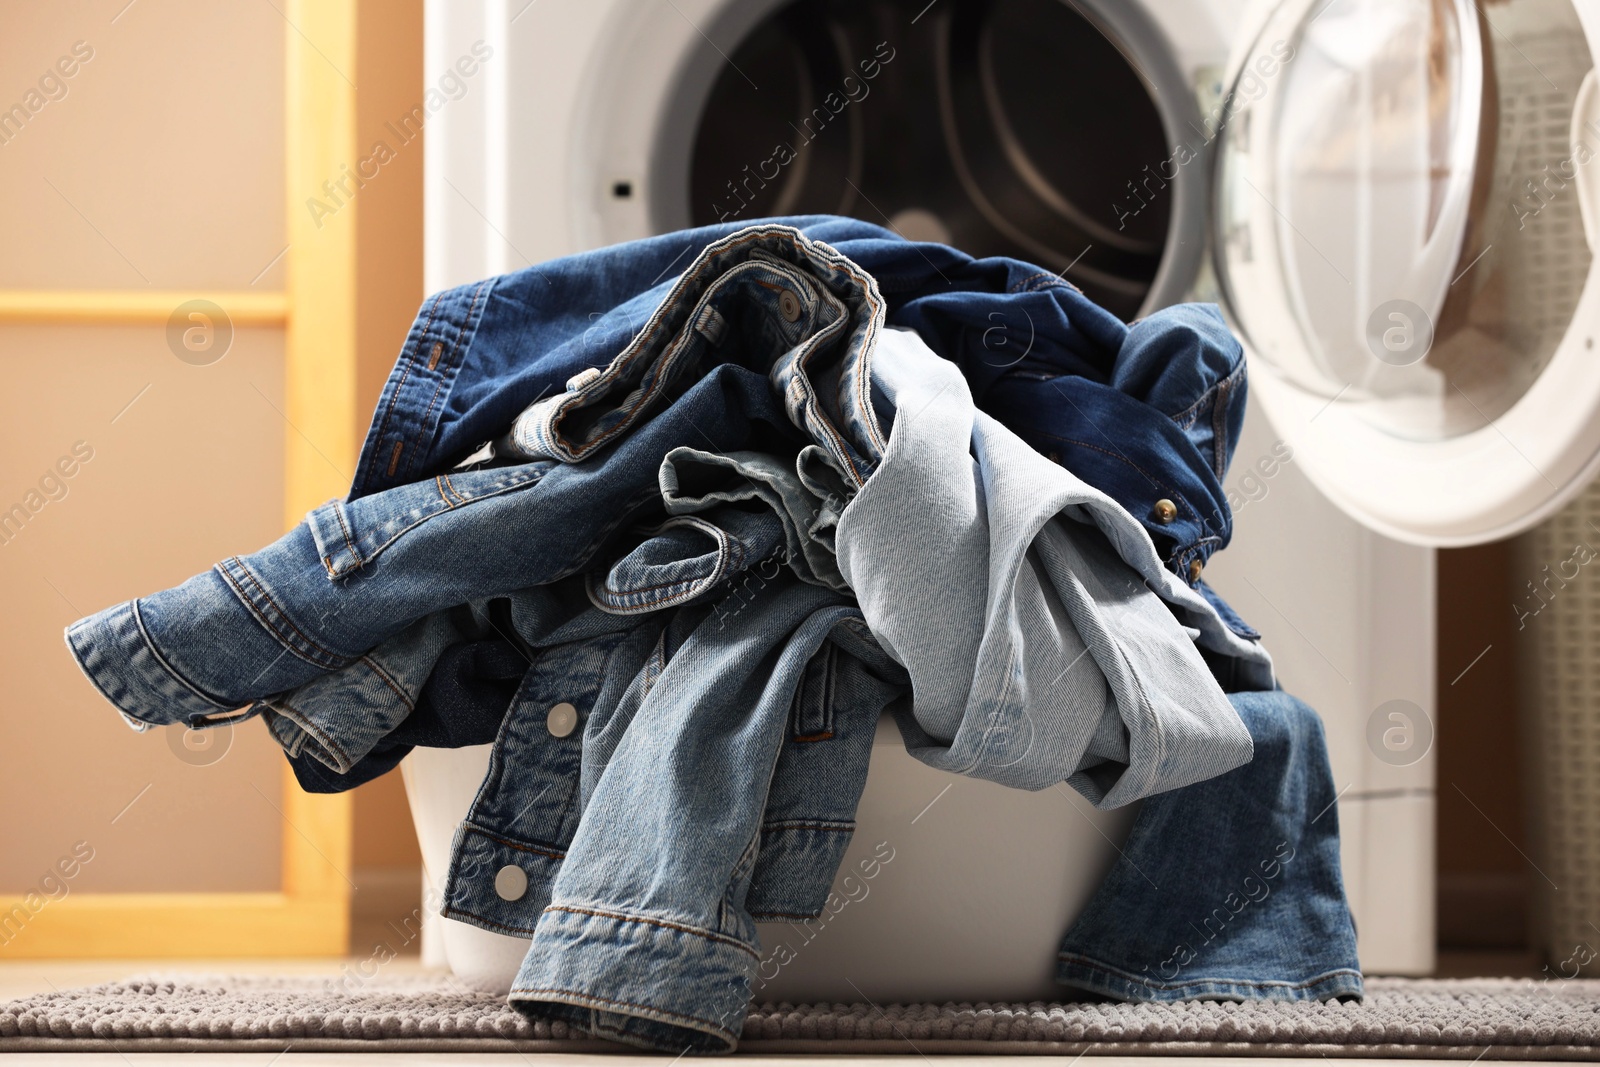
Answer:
[{"left": 1055, "top": 689, "right": 1363, "bottom": 1002}]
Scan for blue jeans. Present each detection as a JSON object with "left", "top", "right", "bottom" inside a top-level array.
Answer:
[{"left": 1056, "top": 689, "right": 1362, "bottom": 1002}]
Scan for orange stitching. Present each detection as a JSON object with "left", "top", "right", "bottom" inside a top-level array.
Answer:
[
  {"left": 543, "top": 904, "right": 759, "bottom": 959},
  {"left": 358, "top": 655, "right": 415, "bottom": 711},
  {"left": 506, "top": 987, "right": 739, "bottom": 1040},
  {"left": 217, "top": 560, "right": 345, "bottom": 666},
  {"left": 466, "top": 826, "right": 566, "bottom": 861},
  {"left": 408, "top": 280, "right": 487, "bottom": 481},
  {"left": 370, "top": 292, "right": 444, "bottom": 484},
  {"left": 330, "top": 503, "right": 359, "bottom": 567}
]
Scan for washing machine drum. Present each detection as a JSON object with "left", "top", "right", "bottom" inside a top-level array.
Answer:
[
  {"left": 681, "top": 0, "right": 1600, "bottom": 546},
  {"left": 687, "top": 0, "right": 1184, "bottom": 322}
]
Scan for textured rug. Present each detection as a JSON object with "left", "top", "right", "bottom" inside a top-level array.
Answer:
[{"left": 2, "top": 974, "right": 1598, "bottom": 1057}]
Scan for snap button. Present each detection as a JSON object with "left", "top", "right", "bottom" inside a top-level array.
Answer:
[
  {"left": 546, "top": 702, "right": 579, "bottom": 738},
  {"left": 493, "top": 864, "right": 528, "bottom": 902},
  {"left": 1152, "top": 498, "right": 1177, "bottom": 524},
  {"left": 778, "top": 289, "right": 802, "bottom": 322},
  {"left": 1188, "top": 559, "right": 1203, "bottom": 582}
]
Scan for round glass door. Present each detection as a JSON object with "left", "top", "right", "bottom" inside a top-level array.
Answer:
[{"left": 1214, "top": 0, "right": 1600, "bottom": 544}]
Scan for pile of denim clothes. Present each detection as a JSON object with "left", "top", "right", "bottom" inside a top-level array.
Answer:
[{"left": 66, "top": 218, "right": 1361, "bottom": 1053}]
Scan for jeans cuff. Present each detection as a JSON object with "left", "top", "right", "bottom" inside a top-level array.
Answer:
[
  {"left": 509, "top": 904, "right": 758, "bottom": 1053},
  {"left": 64, "top": 599, "right": 235, "bottom": 730},
  {"left": 1056, "top": 952, "right": 1364, "bottom": 1003}
]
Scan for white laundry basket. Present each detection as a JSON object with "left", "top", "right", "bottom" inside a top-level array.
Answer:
[{"left": 400, "top": 714, "right": 1134, "bottom": 1002}]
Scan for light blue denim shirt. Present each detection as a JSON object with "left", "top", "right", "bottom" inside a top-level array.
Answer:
[{"left": 835, "top": 329, "right": 1263, "bottom": 804}]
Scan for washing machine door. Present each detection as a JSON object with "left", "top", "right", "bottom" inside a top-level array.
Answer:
[{"left": 1213, "top": 0, "right": 1600, "bottom": 545}]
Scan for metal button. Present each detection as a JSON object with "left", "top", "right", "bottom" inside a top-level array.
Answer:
[
  {"left": 546, "top": 702, "right": 579, "bottom": 738},
  {"left": 1152, "top": 498, "right": 1177, "bottom": 524},
  {"left": 1188, "top": 559, "right": 1204, "bottom": 582},
  {"left": 778, "top": 290, "right": 802, "bottom": 322},
  {"left": 494, "top": 864, "right": 528, "bottom": 902}
]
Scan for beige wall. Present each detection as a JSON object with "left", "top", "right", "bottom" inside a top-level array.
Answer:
[
  {"left": 0, "top": 0, "right": 288, "bottom": 894},
  {"left": 1, "top": 0, "right": 425, "bottom": 913}
]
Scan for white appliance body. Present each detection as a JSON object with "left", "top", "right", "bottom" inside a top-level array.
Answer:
[{"left": 406, "top": 0, "right": 1600, "bottom": 996}]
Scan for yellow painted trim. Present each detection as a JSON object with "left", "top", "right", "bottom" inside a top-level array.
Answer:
[
  {"left": 0, "top": 894, "right": 347, "bottom": 958},
  {"left": 285, "top": 0, "right": 360, "bottom": 526},
  {"left": 0, "top": 290, "right": 288, "bottom": 326},
  {"left": 0, "top": 0, "right": 362, "bottom": 960},
  {"left": 275, "top": 0, "right": 360, "bottom": 950}
]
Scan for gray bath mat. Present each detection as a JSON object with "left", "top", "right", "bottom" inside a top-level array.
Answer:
[{"left": 2, "top": 974, "right": 1597, "bottom": 1057}]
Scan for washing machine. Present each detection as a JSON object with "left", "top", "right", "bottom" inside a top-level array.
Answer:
[{"left": 406, "top": 0, "right": 1600, "bottom": 998}]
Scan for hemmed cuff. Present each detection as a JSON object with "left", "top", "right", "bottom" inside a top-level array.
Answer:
[
  {"left": 509, "top": 904, "right": 759, "bottom": 1054},
  {"left": 64, "top": 600, "right": 235, "bottom": 729},
  {"left": 1056, "top": 952, "right": 1364, "bottom": 1003}
]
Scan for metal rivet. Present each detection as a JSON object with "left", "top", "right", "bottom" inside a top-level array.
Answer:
[
  {"left": 778, "top": 290, "right": 802, "bottom": 322},
  {"left": 547, "top": 702, "right": 578, "bottom": 738},
  {"left": 1153, "top": 498, "right": 1177, "bottom": 524},
  {"left": 1188, "top": 559, "right": 1203, "bottom": 582},
  {"left": 494, "top": 864, "right": 528, "bottom": 902}
]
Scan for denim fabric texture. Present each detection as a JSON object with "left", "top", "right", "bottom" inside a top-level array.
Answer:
[
  {"left": 1056, "top": 689, "right": 1363, "bottom": 1003},
  {"left": 838, "top": 328, "right": 1260, "bottom": 801},
  {"left": 59, "top": 218, "right": 1361, "bottom": 1054},
  {"left": 658, "top": 446, "right": 848, "bottom": 591},
  {"left": 341, "top": 217, "right": 1240, "bottom": 590},
  {"left": 64, "top": 364, "right": 799, "bottom": 767}
]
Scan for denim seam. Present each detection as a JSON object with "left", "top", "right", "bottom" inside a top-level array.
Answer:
[
  {"left": 1057, "top": 951, "right": 1364, "bottom": 993},
  {"left": 403, "top": 280, "right": 486, "bottom": 485},
  {"left": 760, "top": 820, "right": 854, "bottom": 833},
  {"left": 215, "top": 558, "right": 349, "bottom": 669},
  {"left": 461, "top": 824, "right": 568, "bottom": 862},
  {"left": 544, "top": 229, "right": 883, "bottom": 480},
  {"left": 563, "top": 261, "right": 796, "bottom": 461},
  {"left": 329, "top": 502, "right": 361, "bottom": 571},
  {"left": 440, "top": 907, "right": 539, "bottom": 937},
  {"left": 327, "top": 467, "right": 546, "bottom": 578},
  {"left": 371, "top": 291, "right": 444, "bottom": 484},
  {"left": 547, "top": 237, "right": 780, "bottom": 458},
  {"left": 64, "top": 622, "right": 160, "bottom": 726},
  {"left": 127, "top": 600, "right": 233, "bottom": 709},
  {"left": 1167, "top": 358, "right": 1245, "bottom": 428},
  {"left": 507, "top": 987, "right": 739, "bottom": 1045},
  {"left": 266, "top": 695, "right": 355, "bottom": 771},
  {"left": 1210, "top": 372, "right": 1232, "bottom": 477},
  {"left": 542, "top": 904, "right": 760, "bottom": 960},
  {"left": 1008, "top": 271, "right": 1074, "bottom": 294},
  {"left": 357, "top": 655, "right": 415, "bottom": 711},
  {"left": 593, "top": 519, "right": 741, "bottom": 610}
]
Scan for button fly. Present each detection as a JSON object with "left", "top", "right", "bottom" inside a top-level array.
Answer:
[
  {"left": 494, "top": 864, "right": 528, "bottom": 901},
  {"left": 778, "top": 289, "right": 802, "bottom": 322},
  {"left": 546, "top": 702, "right": 578, "bottom": 738}
]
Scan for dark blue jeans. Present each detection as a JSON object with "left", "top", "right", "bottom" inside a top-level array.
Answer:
[{"left": 1056, "top": 689, "right": 1362, "bottom": 1002}]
